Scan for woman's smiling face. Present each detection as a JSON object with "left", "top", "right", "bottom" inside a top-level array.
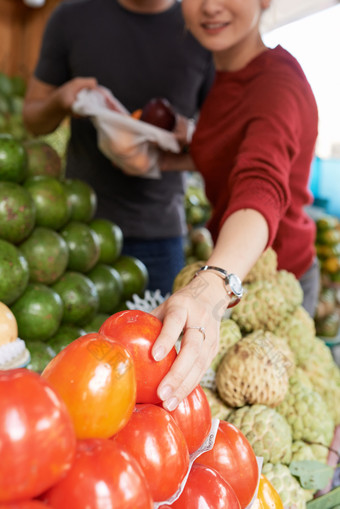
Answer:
[{"left": 181, "top": 0, "right": 270, "bottom": 70}]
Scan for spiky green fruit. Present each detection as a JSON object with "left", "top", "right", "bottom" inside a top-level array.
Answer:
[
  {"left": 231, "top": 280, "right": 290, "bottom": 332},
  {"left": 202, "top": 387, "right": 232, "bottom": 421},
  {"left": 275, "top": 270, "right": 303, "bottom": 313},
  {"left": 243, "top": 247, "right": 278, "bottom": 284},
  {"left": 172, "top": 260, "right": 205, "bottom": 293},
  {"left": 228, "top": 404, "right": 292, "bottom": 464},
  {"left": 210, "top": 318, "right": 242, "bottom": 372},
  {"left": 299, "top": 336, "right": 340, "bottom": 425},
  {"left": 262, "top": 463, "right": 307, "bottom": 509},
  {"left": 274, "top": 306, "right": 315, "bottom": 365},
  {"left": 216, "top": 331, "right": 293, "bottom": 408},
  {"left": 276, "top": 375, "right": 334, "bottom": 446},
  {"left": 291, "top": 440, "right": 328, "bottom": 464}
]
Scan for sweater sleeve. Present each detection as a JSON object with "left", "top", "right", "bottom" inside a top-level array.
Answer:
[{"left": 220, "top": 71, "right": 304, "bottom": 246}]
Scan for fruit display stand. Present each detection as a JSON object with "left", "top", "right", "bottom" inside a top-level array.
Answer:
[
  {"left": 1, "top": 72, "right": 340, "bottom": 505},
  {"left": 0, "top": 132, "right": 150, "bottom": 374},
  {"left": 1, "top": 300, "right": 340, "bottom": 507},
  {"left": 0, "top": 306, "right": 271, "bottom": 508},
  {"left": 314, "top": 213, "right": 340, "bottom": 369},
  {"left": 173, "top": 248, "right": 340, "bottom": 509}
]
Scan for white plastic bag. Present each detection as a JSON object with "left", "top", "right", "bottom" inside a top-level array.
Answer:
[{"left": 72, "top": 87, "right": 181, "bottom": 179}]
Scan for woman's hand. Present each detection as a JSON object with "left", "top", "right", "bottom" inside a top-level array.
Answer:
[
  {"left": 173, "top": 114, "right": 195, "bottom": 149},
  {"left": 151, "top": 273, "right": 230, "bottom": 411}
]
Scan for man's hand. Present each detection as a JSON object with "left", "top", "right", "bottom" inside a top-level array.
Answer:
[
  {"left": 23, "top": 76, "right": 98, "bottom": 135},
  {"left": 53, "top": 77, "right": 98, "bottom": 114}
]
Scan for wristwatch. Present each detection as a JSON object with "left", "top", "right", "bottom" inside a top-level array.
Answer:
[{"left": 194, "top": 265, "right": 244, "bottom": 308}]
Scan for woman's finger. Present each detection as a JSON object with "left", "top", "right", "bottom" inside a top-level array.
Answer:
[
  {"left": 151, "top": 301, "right": 188, "bottom": 362},
  {"left": 157, "top": 325, "right": 216, "bottom": 409}
]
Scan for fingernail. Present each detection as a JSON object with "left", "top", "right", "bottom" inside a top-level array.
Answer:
[
  {"left": 165, "top": 397, "right": 179, "bottom": 412},
  {"left": 159, "top": 384, "right": 172, "bottom": 400},
  {"left": 153, "top": 345, "right": 166, "bottom": 361}
]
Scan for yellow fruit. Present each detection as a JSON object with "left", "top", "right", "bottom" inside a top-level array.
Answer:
[
  {"left": 0, "top": 301, "right": 18, "bottom": 345},
  {"left": 252, "top": 474, "right": 284, "bottom": 508}
]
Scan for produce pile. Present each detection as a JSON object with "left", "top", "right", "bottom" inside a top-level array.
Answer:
[
  {"left": 0, "top": 71, "right": 27, "bottom": 141},
  {"left": 0, "top": 308, "right": 285, "bottom": 508},
  {"left": 184, "top": 172, "right": 211, "bottom": 229},
  {"left": 173, "top": 248, "right": 340, "bottom": 508},
  {"left": 315, "top": 214, "right": 340, "bottom": 340},
  {"left": 0, "top": 134, "right": 149, "bottom": 371}
]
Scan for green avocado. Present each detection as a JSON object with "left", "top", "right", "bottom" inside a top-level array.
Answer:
[
  {"left": 64, "top": 178, "right": 97, "bottom": 223},
  {"left": 0, "top": 134, "right": 28, "bottom": 183},
  {"left": 24, "top": 175, "right": 70, "bottom": 230},
  {"left": 0, "top": 181, "right": 36, "bottom": 244},
  {"left": 26, "top": 340, "right": 56, "bottom": 374},
  {"left": 52, "top": 271, "right": 99, "bottom": 326},
  {"left": 11, "top": 283, "right": 64, "bottom": 342},
  {"left": 48, "top": 323, "right": 86, "bottom": 353},
  {"left": 19, "top": 227, "right": 69, "bottom": 285},
  {"left": 60, "top": 221, "right": 100, "bottom": 273},
  {"left": 0, "top": 239, "right": 29, "bottom": 305}
]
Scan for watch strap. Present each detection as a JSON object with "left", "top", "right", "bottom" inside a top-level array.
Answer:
[{"left": 194, "top": 265, "right": 243, "bottom": 308}]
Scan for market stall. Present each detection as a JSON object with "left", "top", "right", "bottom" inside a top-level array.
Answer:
[{"left": 1, "top": 1, "right": 340, "bottom": 508}]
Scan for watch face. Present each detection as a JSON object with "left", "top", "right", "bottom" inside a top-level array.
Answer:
[{"left": 228, "top": 274, "right": 243, "bottom": 298}]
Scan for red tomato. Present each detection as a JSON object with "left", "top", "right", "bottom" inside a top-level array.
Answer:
[
  {"left": 43, "top": 439, "right": 153, "bottom": 509},
  {"left": 252, "top": 474, "right": 284, "bottom": 509},
  {"left": 99, "top": 310, "right": 177, "bottom": 403},
  {"left": 165, "top": 384, "right": 211, "bottom": 454},
  {"left": 113, "top": 404, "right": 189, "bottom": 502},
  {"left": 0, "top": 502, "right": 51, "bottom": 509},
  {"left": 42, "top": 333, "right": 136, "bottom": 439},
  {"left": 171, "top": 463, "right": 241, "bottom": 509},
  {"left": 0, "top": 369, "right": 75, "bottom": 503},
  {"left": 195, "top": 420, "right": 258, "bottom": 508}
]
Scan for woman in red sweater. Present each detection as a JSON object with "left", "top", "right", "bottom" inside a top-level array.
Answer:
[{"left": 152, "top": 0, "right": 319, "bottom": 412}]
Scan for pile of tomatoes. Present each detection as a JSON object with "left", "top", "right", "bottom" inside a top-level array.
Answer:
[{"left": 0, "top": 310, "right": 283, "bottom": 509}]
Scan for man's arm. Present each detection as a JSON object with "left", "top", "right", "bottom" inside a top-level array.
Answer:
[{"left": 23, "top": 76, "right": 98, "bottom": 136}]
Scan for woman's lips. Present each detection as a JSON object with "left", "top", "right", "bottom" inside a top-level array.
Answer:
[{"left": 201, "top": 22, "right": 230, "bottom": 34}]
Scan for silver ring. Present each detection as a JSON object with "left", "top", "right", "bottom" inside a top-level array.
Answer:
[{"left": 186, "top": 326, "right": 206, "bottom": 341}]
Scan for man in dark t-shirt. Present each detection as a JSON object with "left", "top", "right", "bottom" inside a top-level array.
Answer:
[{"left": 23, "top": 0, "right": 214, "bottom": 295}]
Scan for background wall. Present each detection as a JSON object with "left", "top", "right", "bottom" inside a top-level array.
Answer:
[{"left": 0, "top": 0, "right": 62, "bottom": 80}]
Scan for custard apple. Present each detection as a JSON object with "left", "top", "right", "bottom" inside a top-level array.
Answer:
[
  {"left": 210, "top": 318, "right": 242, "bottom": 372},
  {"left": 262, "top": 463, "right": 307, "bottom": 509},
  {"left": 231, "top": 280, "right": 290, "bottom": 332},
  {"left": 291, "top": 440, "right": 328, "bottom": 464},
  {"left": 275, "top": 270, "right": 303, "bottom": 313},
  {"left": 243, "top": 247, "right": 278, "bottom": 284},
  {"left": 299, "top": 336, "right": 340, "bottom": 425},
  {"left": 202, "top": 387, "right": 232, "bottom": 420},
  {"left": 228, "top": 404, "right": 292, "bottom": 464},
  {"left": 216, "top": 331, "right": 293, "bottom": 407},
  {"left": 274, "top": 306, "right": 315, "bottom": 365},
  {"left": 172, "top": 260, "right": 205, "bottom": 293},
  {"left": 276, "top": 375, "right": 334, "bottom": 446}
]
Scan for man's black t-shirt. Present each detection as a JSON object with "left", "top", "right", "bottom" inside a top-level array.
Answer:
[{"left": 35, "top": 0, "right": 214, "bottom": 238}]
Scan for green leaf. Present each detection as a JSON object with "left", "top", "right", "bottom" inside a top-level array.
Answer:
[
  {"left": 306, "top": 487, "right": 340, "bottom": 509},
  {"left": 289, "top": 461, "right": 334, "bottom": 490}
]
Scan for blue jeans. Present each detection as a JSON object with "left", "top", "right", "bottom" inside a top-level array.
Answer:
[{"left": 122, "top": 237, "right": 185, "bottom": 296}]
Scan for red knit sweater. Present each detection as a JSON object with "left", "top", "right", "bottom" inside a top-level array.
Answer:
[{"left": 191, "top": 46, "right": 318, "bottom": 279}]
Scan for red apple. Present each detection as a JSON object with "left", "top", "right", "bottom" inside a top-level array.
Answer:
[{"left": 140, "top": 98, "right": 176, "bottom": 131}]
